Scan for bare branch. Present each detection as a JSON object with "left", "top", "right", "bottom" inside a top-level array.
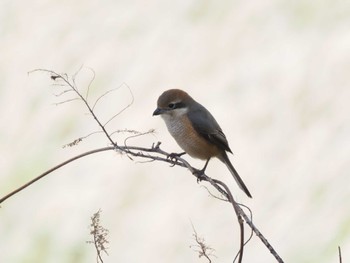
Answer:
[
  {"left": 233, "top": 203, "right": 254, "bottom": 262},
  {"left": 62, "top": 131, "right": 104, "bottom": 148},
  {"left": 109, "top": 128, "right": 154, "bottom": 137},
  {"left": 0, "top": 147, "right": 113, "bottom": 204},
  {"left": 0, "top": 136, "right": 285, "bottom": 262},
  {"left": 238, "top": 203, "right": 254, "bottom": 245},
  {"left": 201, "top": 185, "right": 229, "bottom": 202},
  {"left": 123, "top": 129, "right": 156, "bottom": 146},
  {"left": 236, "top": 204, "right": 284, "bottom": 263},
  {"left": 87, "top": 209, "right": 109, "bottom": 263},
  {"left": 19, "top": 69, "right": 287, "bottom": 262},
  {"left": 72, "top": 64, "right": 84, "bottom": 92},
  {"left": 85, "top": 67, "right": 95, "bottom": 101},
  {"left": 53, "top": 89, "right": 74, "bottom": 97},
  {"left": 92, "top": 86, "right": 122, "bottom": 111},
  {"left": 52, "top": 97, "right": 81, "bottom": 106},
  {"left": 29, "top": 68, "right": 117, "bottom": 147},
  {"left": 210, "top": 179, "right": 245, "bottom": 263},
  {"left": 103, "top": 83, "right": 134, "bottom": 127},
  {"left": 190, "top": 222, "right": 215, "bottom": 262}
]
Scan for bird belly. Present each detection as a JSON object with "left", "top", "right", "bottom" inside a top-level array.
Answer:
[{"left": 163, "top": 115, "right": 220, "bottom": 160}]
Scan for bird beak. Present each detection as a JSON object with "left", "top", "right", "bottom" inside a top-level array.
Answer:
[{"left": 153, "top": 108, "right": 163, "bottom": 116}]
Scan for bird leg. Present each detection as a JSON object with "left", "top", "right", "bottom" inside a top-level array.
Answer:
[{"left": 193, "top": 158, "right": 210, "bottom": 182}]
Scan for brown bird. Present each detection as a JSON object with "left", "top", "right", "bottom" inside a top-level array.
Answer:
[{"left": 153, "top": 89, "right": 252, "bottom": 198}]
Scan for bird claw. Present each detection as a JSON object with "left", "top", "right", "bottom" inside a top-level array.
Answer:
[
  {"left": 193, "top": 169, "right": 205, "bottom": 183},
  {"left": 167, "top": 152, "right": 186, "bottom": 166},
  {"left": 167, "top": 152, "right": 186, "bottom": 159}
]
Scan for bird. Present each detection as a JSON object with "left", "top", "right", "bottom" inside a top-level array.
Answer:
[{"left": 153, "top": 89, "right": 252, "bottom": 198}]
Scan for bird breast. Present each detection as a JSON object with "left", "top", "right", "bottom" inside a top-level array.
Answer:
[{"left": 161, "top": 114, "right": 220, "bottom": 160}]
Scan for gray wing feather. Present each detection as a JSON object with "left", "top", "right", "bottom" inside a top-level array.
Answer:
[{"left": 187, "top": 103, "right": 232, "bottom": 153}]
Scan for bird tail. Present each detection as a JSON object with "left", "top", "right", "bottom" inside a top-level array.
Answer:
[{"left": 220, "top": 152, "right": 252, "bottom": 198}]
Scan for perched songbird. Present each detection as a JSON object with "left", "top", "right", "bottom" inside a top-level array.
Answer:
[{"left": 153, "top": 89, "right": 252, "bottom": 198}]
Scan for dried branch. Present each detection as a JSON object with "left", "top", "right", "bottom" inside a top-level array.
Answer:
[
  {"left": 103, "top": 83, "right": 134, "bottom": 127},
  {"left": 52, "top": 97, "right": 81, "bottom": 106},
  {"left": 87, "top": 209, "right": 109, "bottom": 263},
  {"left": 210, "top": 179, "right": 245, "bottom": 263},
  {"left": 0, "top": 140, "right": 284, "bottom": 262},
  {"left": 62, "top": 131, "right": 104, "bottom": 148},
  {"left": 0, "top": 147, "right": 113, "bottom": 204},
  {"left": 190, "top": 222, "right": 215, "bottom": 262},
  {"left": 109, "top": 128, "right": 153, "bottom": 137},
  {"left": 1, "top": 68, "right": 287, "bottom": 262},
  {"left": 53, "top": 89, "right": 73, "bottom": 97},
  {"left": 92, "top": 87, "right": 121, "bottom": 111},
  {"left": 85, "top": 67, "right": 95, "bottom": 101},
  {"left": 29, "top": 69, "right": 117, "bottom": 147}
]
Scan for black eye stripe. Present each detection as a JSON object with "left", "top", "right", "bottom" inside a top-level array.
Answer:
[{"left": 168, "top": 102, "right": 185, "bottom": 109}]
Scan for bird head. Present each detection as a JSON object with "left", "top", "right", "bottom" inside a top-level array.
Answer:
[{"left": 153, "top": 89, "right": 194, "bottom": 118}]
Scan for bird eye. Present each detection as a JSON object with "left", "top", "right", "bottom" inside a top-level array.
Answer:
[{"left": 168, "top": 103, "right": 176, "bottom": 109}]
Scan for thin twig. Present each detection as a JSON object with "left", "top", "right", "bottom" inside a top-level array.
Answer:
[
  {"left": 18, "top": 69, "right": 286, "bottom": 262},
  {"left": 0, "top": 147, "right": 113, "bottom": 204},
  {"left": 201, "top": 185, "right": 229, "bottom": 202},
  {"left": 103, "top": 83, "right": 134, "bottom": 127},
  {"left": 72, "top": 64, "right": 84, "bottom": 92},
  {"left": 53, "top": 89, "right": 73, "bottom": 97},
  {"left": 190, "top": 221, "right": 215, "bottom": 262},
  {"left": 211, "top": 179, "right": 244, "bottom": 263},
  {"left": 52, "top": 97, "right": 81, "bottom": 106},
  {"left": 237, "top": 203, "right": 254, "bottom": 245},
  {"left": 0, "top": 141, "right": 284, "bottom": 262},
  {"left": 92, "top": 87, "right": 121, "bottom": 111},
  {"left": 109, "top": 128, "right": 152, "bottom": 137},
  {"left": 87, "top": 209, "right": 109, "bottom": 263},
  {"left": 29, "top": 69, "right": 117, "bottom": 147},
  {"left": 237, "top": 204, "right": 284, "bottom": 263},
  {"left": 85, "top": 67, "right": 95, "bottom": 101},
  {"left": 62, "top": 131, "right": 104, "bottom": 148}
]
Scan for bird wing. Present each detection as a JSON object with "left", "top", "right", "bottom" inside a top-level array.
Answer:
[{"left": 187, "top": 103, "right": 232, "bottom": 153}]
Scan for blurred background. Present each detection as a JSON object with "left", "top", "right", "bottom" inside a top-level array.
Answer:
[{"left": 1, "top": 0, "right": 349, "bottom": 262}]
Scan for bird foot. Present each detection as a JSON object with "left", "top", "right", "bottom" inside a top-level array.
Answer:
[
  {"left": 193, "top": 169, "right": 206, "bottom": 183},
  {"left": 167, "top": 152, "right": 186, "bottom": 166}
]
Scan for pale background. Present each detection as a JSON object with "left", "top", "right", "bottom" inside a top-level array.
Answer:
[{"left": 0, "top": 0, "right": 349, "bottom": 262}]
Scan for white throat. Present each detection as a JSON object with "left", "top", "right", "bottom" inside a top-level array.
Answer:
[{"left": 161, "top": 107, "right": 188, "bottom": 121}]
